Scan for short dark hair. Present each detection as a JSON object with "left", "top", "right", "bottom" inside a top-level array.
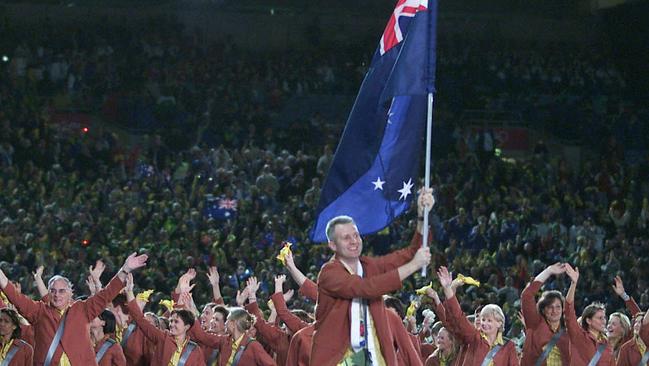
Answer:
[
  {"left": 213, "top": 305, "right": 229, "bottom": 321},
  {"left": 99, "top": 310, "right": 116, "bottom": 334},
  {"left": 384, "top": 296, "right": 405, "bottom": 319},
  {"left": 171, "top": 309, "right": 195, "bottom": 328},
  {"left": 537, "top": 290, "right": 565, "bottom": 316}
]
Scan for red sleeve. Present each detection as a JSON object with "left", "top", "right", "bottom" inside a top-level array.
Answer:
[
  {"left": 270, "top": 292, "right": 309, "bottom": 334},
  {"left": 299, "top": 279, "right": 317, "bottom": 302},
  {"left": 250, "top": 340, "right": 278, "bottom": 366},
  {"left": 564, "top": 300, "right": 590, "bottom": 352},
  {"left": 434, "top": 302, "right": 448, "bottom": 327},
  {"left": 641, "top": 321, "right": 649, "bottom": 346},
  {"left": 443, "top": 296, "right": 480, "bottom": 346},
  {"left": 387, "top": 310, "right": 423, "bottom": 366},
  {"left": 110, "top": 343, "right": 127, "bottom": 366},
  {"left": 213, "top": 296, "right": 225, "bottom": 305},
  {"left": 505, "top": 342, "right": 519, "bottom": 366},
  {"left": 625, "top": 297, "right": 641, "bottom": 317},
  {"left": 521, "top": 281, "right": 543, "bottom": 330},
  {"left": 2, "top": 282, "right": 43, "bottom": 324},
  {"left": 317, "top": 261, "right": 402, "bottom": 300},
  {"left": 188, "top": 321, "right": 229, "bottom": 349},
  {"left": 82, "top": 275, "right": 125, "bottom": 321},
  {"left": 245, "top": 302, "right": 286, "bottom": 350},
  {"left": 372, "top": 231, "right": 426, "bottom": 273},
  {"left": 126, "top": 299, "right": 165, "bottom": 345}
]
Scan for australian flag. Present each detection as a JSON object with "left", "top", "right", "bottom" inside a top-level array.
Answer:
[
  {"left": 204, "top": 195, "right": 238, "bottom": 220},
  {"left": 310, "top": 0, "right": 437, "bottom": 242}
]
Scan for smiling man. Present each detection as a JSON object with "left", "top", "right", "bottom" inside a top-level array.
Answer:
[
  {"left": 310, "top": 188, "right": 433, "bottom": 366},
  {"left": 0, "top": 252, "right": 147, "bottom": 366}
]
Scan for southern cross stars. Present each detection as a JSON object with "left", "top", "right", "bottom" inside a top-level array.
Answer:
[
  {"left": 372, "top": 177, "right": 386, "bottom": 190},
  {"left": 398, "top": 178, "right": 414, "bottom": 200}
]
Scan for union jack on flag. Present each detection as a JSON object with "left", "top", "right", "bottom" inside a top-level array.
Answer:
[
  {"left": 380, "top": 0, "right": 429, "bottom": 55},
  {"left": 218, "top": 198, "right": 238, "bottom": 211}
]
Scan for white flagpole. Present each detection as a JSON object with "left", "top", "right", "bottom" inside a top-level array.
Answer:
[{"left": 421, "top": 91, "right": 433, "bottom": 277}]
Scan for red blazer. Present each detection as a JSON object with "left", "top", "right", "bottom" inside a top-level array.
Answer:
[
  {"left": 286, "top": 325, "right": 314, "bottom": 366},
  {"left": 444, "top": 296, "right": 518, "bottom": 366},
  {"left": 245, "top": 301, "right": 290, "bottom": 366},
  {"left": 0, "top": 339, "right": 33, "bottom": 365},
  {"left": 18, "top": 324, "right": 34, "bottom": 348},
  {"left": 126, "top": 300, "right": 205, "bottom": 366},
  {"left": 120, "top": 322, "right": 154, "bottom": 366},
  {"left": 616, "top": 337, "right": 645, "bottom": 366},
  {"left": 520, "top": 281, "right": 571, "bottom": 366},
  {"left": 311, "top": 232, "right": 423, "bottom": 366},
  {"left": 188, "top": 322, "right": 276, "bottom": 366},
  {"left": 299, "top": 280, "right": 318, "bottom": 302},
  {"left": 641, "top": 322, "right": 649, "bottom": 348},
  {"left": 4, "top": 276, "right": 124, "bottom": 366},
  {"left": 94, "top": 336, "right": 126, "bottom": 366},
  {"left": 385, "top": 310, "right": 423, "bottom": 366},
  {"left": 564, "top": 300, "right": 615, "bottom": 366}
]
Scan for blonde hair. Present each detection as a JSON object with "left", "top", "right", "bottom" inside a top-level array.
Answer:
[
  {"left": 480, "top": 304, "right": 505, "bottom": 332},
  {"left": 227, "top": 308, "right": 256, "bottom": 333}
]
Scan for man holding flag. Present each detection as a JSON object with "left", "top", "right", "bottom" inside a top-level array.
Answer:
[
  {"left": 309, "top": 0, "right": 438, "bottom": 364},
  {"left": 312, "top": 188, "right": 432, "bottom": 366}
]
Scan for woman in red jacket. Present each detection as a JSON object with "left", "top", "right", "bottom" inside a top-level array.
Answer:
[
  {"left": 617, "top": 312, "right": 646, "bottom": 366},
  {"left": 0, "top": 308, "right": 33, "bottom": 365},
  {"left": 90, "top": 310, "right": 126, "bottom": 366},
  {"left": 425, "top": 327, "right": 459, "bottom": 366},
  {"left": 125, "top": 274, "right": 205, "bottom": 366},
  {"left": 563, "top": 264, "right": 614, "bottom": 366},
  {"left": 437, "top": 266, "right": 518, "bottom": 366}
]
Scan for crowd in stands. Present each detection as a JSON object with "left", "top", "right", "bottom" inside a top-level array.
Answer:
[{"left": 0, "top": 15, "right": 648, "bottom": 365}]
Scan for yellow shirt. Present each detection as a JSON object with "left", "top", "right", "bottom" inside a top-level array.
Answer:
[
  {"left": 226, "top": 334, "right": 245, "bottom": 366},
  {"left": 542, "top": 342, "right": 563, "bottom": 366},
  {"left": 57, "top": 308, "right": 71, "bottom": 366},
  {"left": 480, "top": 332, "right": 505, "bottom": 366},
  {"left": 115, "top": 324, "right": 124, "bottom": 344},
  {"left": 168, "top": 337, "right": 188, "bottom": 366},
  {"left": 0, "top": 339, "right": 14, "bottom": 362}
]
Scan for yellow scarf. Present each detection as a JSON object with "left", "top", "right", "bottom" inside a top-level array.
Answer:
[
  {"left": 0, "top": 339, "right": 14, "bottom": 362},
  {"left": 226, "top": 334, "right": 245, "bottom": 366},
  {"left": 167, "top": 337, "right": 188, "bottom": 366},
  {"left": 480, "top": 332, "right": 505, "bottom": 366},
  {"left": 636, "top": 335, "right": 647, "bottom": 355}
]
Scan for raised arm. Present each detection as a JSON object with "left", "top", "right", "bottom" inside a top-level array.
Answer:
[
  {"left": 523, "top": 263, "right": 565, "bottom": 329},
  {"left": 124, "top": 274, "right": 165, "bottom": 345},
  {"left": 32, "top": 266, "right": 48, "bottom": 298},
  {"left": 87, "top": 260, "right": 106, "bottom": 295},
  {"left": 84, "top": 253, "right": 148, "bottom": 321},
  {"left": 565, "top": 264, "right": 579, "bottom": 304},
  {"left": 284, "top": 252, "right": 307, "bottom": 287},
  {"left": 271, "top": 275, "right": 309, "bottom": 333},
  {"left": 318, "top": 253, "right": 428, "bottom": 300},
  {"left": 206, "top": 266, "right": 224, "bottom": 304},
  {"left": 173, "top": 268, "right": 196, "bottom": 303},
  {"left": 298, "top": 279, "right": 318, "bottom": 302},
  {"left": 374, "top": 188, "right": 434, "bottom": 272},
  {"left": 437, "top": 266, "right": 480, "bottom": 344},
  {"left": 612, "top": 275, "right": 641, "bottom": 316},
  {"left": 0, "top": 268, "right": 43, "bottom": 323}
]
